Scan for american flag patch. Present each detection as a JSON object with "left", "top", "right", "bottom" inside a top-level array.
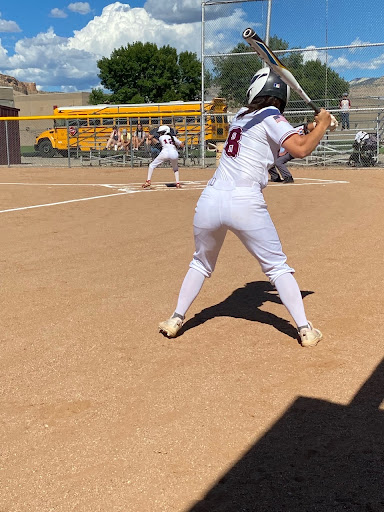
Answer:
[
  {"left": 273, "top": 114, "right": 288, "bottom": 123},
  {"left": 273, "top": 83, "right": 281, "bottom": 88}
]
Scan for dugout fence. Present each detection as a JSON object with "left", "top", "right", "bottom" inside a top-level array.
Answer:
[
  {"left": 0, "top": 108, "right": 384, "bottom": 168},
  {"left": 1, "top": 0, "right": 384, "bottom": 169}
]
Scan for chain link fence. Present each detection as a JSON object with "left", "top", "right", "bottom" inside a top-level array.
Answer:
[
  {"left": 0, "top": 113, "right": 224, "bottom": 169},
  {"left": 1, "top": 0, "right": 384, "bottom": 169},
  {"left": 202, "top": 0, "right": 384, "bottom": 167}
]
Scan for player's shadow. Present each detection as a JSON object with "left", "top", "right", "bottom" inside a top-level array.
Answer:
[
  {"left": 187, "top": 358, "right": 384, "bottom": 512},
  {"left": 179, "top": 280, "right": 314, "bottom": 341}
]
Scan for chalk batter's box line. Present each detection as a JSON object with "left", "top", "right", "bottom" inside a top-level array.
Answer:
[{"left": 0, "top": 178, "right": 349, "bottom": 214}]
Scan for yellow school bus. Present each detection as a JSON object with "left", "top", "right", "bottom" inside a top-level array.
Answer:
[{"left": 34, "top": 98, "right": 228, "bottom": 157}]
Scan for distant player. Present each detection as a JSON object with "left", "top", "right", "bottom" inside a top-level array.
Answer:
[
  {"left": 142, "top": 125, "right": 184, "bottom": 189},
  {"left": 158, "top": 68, "right": 331, "bottom": 347}
]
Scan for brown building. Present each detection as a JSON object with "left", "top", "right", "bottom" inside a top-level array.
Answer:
[
  {"left": 12, "top": 91, "right": 90, "bottom": 147},
  {"left": 14, "top": 91, "right": 90, "bottom": 117}
]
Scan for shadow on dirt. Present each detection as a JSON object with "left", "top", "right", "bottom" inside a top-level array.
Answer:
[
  {"left": 187, "top": 358, "right": 384, "bottom": 512},
  {"left": 179, "top": 280, "right": 314, "bottom": 341}
]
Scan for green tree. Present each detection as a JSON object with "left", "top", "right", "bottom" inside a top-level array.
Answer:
[
  {"left": 88, "top": 87, "right": 110, "bottom": 105},
  {"left": 212, "top": 36, "right": 289, "bottom": 108},
  {"left": 96, "top": 42, "right": 202, "bottom": 103},
  {"left": 212, "top": 36, "right": 349, "bottom": 110}
]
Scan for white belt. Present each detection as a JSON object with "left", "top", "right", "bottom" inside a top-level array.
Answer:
[{"left": 208, "top": 177, "right": 257, "bottom": 189}]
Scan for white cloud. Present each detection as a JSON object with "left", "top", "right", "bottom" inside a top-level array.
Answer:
[
  {"left": 68, "top": 2, "right": 91, "bottom": 15},
  {"left": 330, "top": 54, "right": 384, "bottom": 71},
  {"left": 349, "top": 37, "right": 371, "bottom": 54},
  {"left": 0, "top": 12, "right": 21, "bottom": 33},
  {"left": 302, "top": 46, "right": 327, "bottom": 65},
  {"left": 50, "top": 8, "right": 68, "bottom": 19},
  {"left": 0, "top": 2, "right": 253, "bottom": 91},
  {"left": 68, "top": 3, "right": 198, "bottom": 57},
  {"left": 144, "top": 0, "right": 229, "bottom": 24},
  {"left": 0, "top": 38, "right": 8, "bottom": 65},
  {"left": 301, "top": 44, "right": 384, "bottom": 72},
  {"left": 5, "top": 27, "right": 98, "bottom": 90}
]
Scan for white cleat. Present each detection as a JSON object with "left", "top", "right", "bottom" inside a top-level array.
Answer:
[
  {"left": 299, "top": 321, "right": 323, "bottom": 348},
  {"left": 159, "top": 316, "right": 184, "bottom": 338}
]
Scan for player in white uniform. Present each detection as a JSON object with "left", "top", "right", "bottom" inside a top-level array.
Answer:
[
  {"left": 142, "top": 125, "right": 184, "bottom": 189},
  {"left": 159, "top": 68, "right": 331, "bottom": 347}
]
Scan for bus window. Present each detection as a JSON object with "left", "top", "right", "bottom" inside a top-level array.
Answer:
[
  {"left": 116, "top": 118, "right": 127, "bottom": 126},
  {"left": 216, "top": 116, "right": 223, "bottom": 123},
  {"left": 89, "top": 118, "right": 100, "bottom": 126},
  {"left": 162, "top": 117, "right": 172, "bottom": 125},
  {"left": 68, "top": 119, "right": 85, "bottom": 127},
  {"left": 102, "top": 118, "right": 114, "bottom": 126},
  {"left": 54, "top": 119, "right": 66, "bottom": 128}
]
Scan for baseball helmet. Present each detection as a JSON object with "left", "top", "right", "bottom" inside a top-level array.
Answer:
[
  {"left": 158, "top": 125, "right": 170, "bottom": 135},
  {"left": 246, "top": 67, "right": 290, "bottom": 110}
]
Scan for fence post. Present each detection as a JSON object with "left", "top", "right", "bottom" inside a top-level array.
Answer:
[
  {"left": 201, "top": 2, "right": 206, "bottom": 168},
  {"left": 5, "top": 120, "right": 10, "bottom": 167},
  {"left": 376, "top": 112, "right": 380, "bottom": 166},
  {"left": 184, "top": 117, "right": 189, "bottom": 164},
  {"left": 66, "top": 120, "right": 71, "bottom": 168},
  {"left": 130, "top": 118, "right": 134, "bottom": 167}
]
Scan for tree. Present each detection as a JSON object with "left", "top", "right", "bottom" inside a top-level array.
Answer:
[
  {"left": 88, "top": 88, "right": 110, "bottom": 105},
  {"left": 212, "top": 36, "right": 349, "bottom": 110},
  {"left": 95, "top": 42, "right": 202, "bottom": 103},
  {"left": 212, "top": 36, "right": 289, "bottom": 108}
]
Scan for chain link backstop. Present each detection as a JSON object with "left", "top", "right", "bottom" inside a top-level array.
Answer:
[{"left": 201, "top": 0, "right": 384, "bottom": 167}]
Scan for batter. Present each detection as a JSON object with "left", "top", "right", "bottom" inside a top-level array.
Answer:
[
  {"left": 142, "top": 125, "right": 184, "bottom": 189},
  {"left": 159, "top": 68, "right": 331, "bottom": 347}
]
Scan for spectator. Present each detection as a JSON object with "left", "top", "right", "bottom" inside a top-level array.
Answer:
[
  {"left": 339, "top": 92, "right": 351, "bottom": 130},
  {"left": 132, "top": 123, "right": 147, "bottom": 151},
  {"left": 120, "top": 128, "right": 131, "bottom": 153},
  {"left": 106, "top": 125, "right": 121, "bottom": 150}
]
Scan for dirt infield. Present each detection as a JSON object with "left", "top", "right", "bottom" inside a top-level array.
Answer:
[{"left": 0, "top": 165, "right": 383, "bottom": 511}]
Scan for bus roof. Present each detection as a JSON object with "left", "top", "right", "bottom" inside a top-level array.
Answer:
[
  {"left": 56, "top": 101, "right": 204, "bottom": 111},
  {"left": 55, "top": 98, "right": 227, "bottom": 113}
]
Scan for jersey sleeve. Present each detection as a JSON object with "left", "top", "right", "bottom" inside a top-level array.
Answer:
[
  {"left": 263, "top": 113, "right": 297, "bottom": 146},
  {"left": 173, "top": 136, "right": 183, "bottom": 147}
]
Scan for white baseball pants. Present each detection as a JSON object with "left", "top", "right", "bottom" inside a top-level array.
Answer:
[
  {"left": 149, "top": 148, "right": 179, "bottom": 172},
  {"left": 189, "top": 179, "right": 294, "bottom": 284}
]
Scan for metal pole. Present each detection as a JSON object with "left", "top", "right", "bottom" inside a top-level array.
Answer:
[
  {"left": 201, "top": 1, "right": 206, "bottom": 168},
  {"left": 130, "top": 118, "right": 134, "bottom": 167},
  {"left": 376, "top": 112, "right": 380, "bottom": 166},
  {"left": 5, "top": 121, "right": 10, "bottom": 167},
  {"left": 66, "top": 120, "right": 71, "bottom": 168},
  {"left": 265, "top": 0, "right": 272, "bottom": 45}
]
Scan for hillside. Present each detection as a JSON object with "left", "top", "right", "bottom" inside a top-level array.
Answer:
[
  {"left": 0, "top": 73, "right": 38, "bottom": 95},
  {"left": 350, "top": 76, "right": 384, "bottom": 104}
]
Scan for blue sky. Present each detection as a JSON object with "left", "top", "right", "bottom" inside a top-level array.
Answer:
[{"left": 0, "top": 1, "right": 383, "bottom": 92}]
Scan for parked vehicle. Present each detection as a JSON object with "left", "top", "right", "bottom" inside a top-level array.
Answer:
[{"left": 34, "top": 99, "right": 229, "bottom": 157}]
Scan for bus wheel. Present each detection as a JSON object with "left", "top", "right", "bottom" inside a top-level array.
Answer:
[{"left": 39, "top": 140, "right": 56, "bottom": 158}]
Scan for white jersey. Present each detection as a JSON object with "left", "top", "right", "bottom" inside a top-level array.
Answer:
[
  {"left": 339, "top": 98, "right": 350, "bottom": 112},
  {"left": 214, "top": 106, "right": 297, "bottom": 189},
  {"left": 159, "top": 134, "right": 182, "bottom": 158}
]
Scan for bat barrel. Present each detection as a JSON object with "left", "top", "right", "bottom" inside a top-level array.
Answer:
[{"left": 242, "top": 28, "right": 255, "bottom": 39}]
